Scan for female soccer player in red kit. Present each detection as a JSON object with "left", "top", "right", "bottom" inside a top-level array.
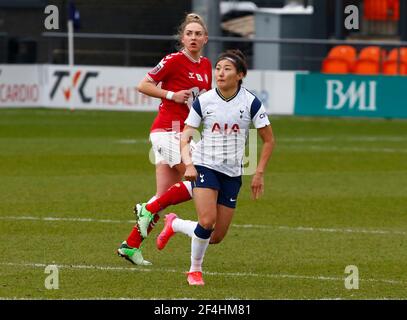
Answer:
[{"left": 117, "top": 13, "right": 212, "bottom": 265}]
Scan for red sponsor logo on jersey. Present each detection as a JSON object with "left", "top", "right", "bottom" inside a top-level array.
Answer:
[
  {"left": 188, "top": 72, "right": 204, "bottom": 82},
  {"left": 211, "top": 123, "right": 240, "bottom": 134}
]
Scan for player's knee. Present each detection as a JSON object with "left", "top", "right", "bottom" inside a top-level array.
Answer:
[{"left": 200, "top": 219, "right": 215, "bottom": 230}]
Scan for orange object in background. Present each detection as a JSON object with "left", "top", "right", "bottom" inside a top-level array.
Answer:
[
  {"left": 321, "top": 45, "right": 357, "bottom": 74},
  {"left": 364, "top": 0, "right": 399, "bottom": 21},
  {"left": 383, "top": 48, "right": 407, "bottom": 75},
  {"left": 322, "top": 59, "right": 351, "bottom": 74},
  {"left": 386, "top": 47, "right": 407, "bottom": 62},
  {"left": 387, "top": 0, "right": 399, "bottom": 21},
  {"left": 364, "top": 0, "right": 388, "bottom": 20},
  {"left": 321, "top": 45, "right": 407, "bottom": 76},
  {"left": 353, "top": 46, "right": 387, "bottom": 75}
]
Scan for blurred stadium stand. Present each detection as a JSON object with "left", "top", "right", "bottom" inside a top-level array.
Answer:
[
  {"left": 0, "top": 0, "right": 406, "bottom": 73},
  {"left": 1, "top": 0, "right": 192, "bottom": 65}
]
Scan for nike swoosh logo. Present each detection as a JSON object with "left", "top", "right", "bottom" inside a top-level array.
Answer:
[
  {"left": 230, "top": 198, "right": 237, "bottom": 202},
  {"left": 206, "top": 111, "right": 213, "bottom": 114}
]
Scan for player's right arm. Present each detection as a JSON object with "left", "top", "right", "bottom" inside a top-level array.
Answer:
[{"left": 137, "top": 77, "right": 191, "bottom": 104}]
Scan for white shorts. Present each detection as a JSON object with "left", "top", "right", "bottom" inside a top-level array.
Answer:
[{"left": 149, "top": 131, "right": 196, "bottom": 168}]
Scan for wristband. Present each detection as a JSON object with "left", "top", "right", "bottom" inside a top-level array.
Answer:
[{"left": 166, "top": 91, "right": 175, "bottom": 100}]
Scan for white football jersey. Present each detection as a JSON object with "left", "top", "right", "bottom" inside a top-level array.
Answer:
[{"left": 185, "top": 86, "right": 270, "bottom": 177}]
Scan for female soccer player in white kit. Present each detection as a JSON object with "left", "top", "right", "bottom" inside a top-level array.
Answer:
[{"left": 156, "top": 49, "right": 276, "bottom": 285}]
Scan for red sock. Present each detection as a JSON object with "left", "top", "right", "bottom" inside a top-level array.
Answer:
[
  {"left": 126, "top": 214, "right": 160, "bottom": 248},
  {"left": 146, "top": 182, "right": 192, "bottom": 214},
  {"left": 126, "top": 226, "right": 143, "bottom": 248},
  {"left": 148, "top": 213, "right": 160, "bottom": 233}
]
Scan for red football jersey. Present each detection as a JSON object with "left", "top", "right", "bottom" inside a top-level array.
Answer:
[{"left": 147, "top": 50, "right": 212, "bottom": 132}]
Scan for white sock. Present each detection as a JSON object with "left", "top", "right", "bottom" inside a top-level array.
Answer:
[
  {"left": 172, "top": 218, "right": 197, "bottom": 238},
  {"left": 147, "top": 195, "right": 157, "bottom": 204},
  {"left": 189, "top": 235, "right": 210, "bottom": 272},
  {"left": 182, "top": 181, "right": 193, "bottom": 198}
]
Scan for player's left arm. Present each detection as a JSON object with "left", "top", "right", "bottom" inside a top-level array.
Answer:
[
  {"left": 251, "top": 125, "right": 275, "bottom": 200},
  {"left": 181, "top": 124, "right": 199, "bottom": 182}
]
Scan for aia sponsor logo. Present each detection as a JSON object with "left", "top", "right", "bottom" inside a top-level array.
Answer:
[
  {"left": 211, "top": 123, "right": 240, "bottom": 134},
  {"left": 49, "top": 70, "right": 99, "bottom": 102}
]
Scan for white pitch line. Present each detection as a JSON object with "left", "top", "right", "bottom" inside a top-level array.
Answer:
[
  {"left": 343, "top": 136, "right": 407, "bottom": 142},
  {"left": 0, "top": 261, "right": 405, "bottom": 286},
  {"left": 0, "top": 296, "right": 338, "bottom": 300},
  {"left": 0, "top": 296, "right": 249, "bottom": 300},
  {"left": 116, "top": 139, "right": 149, "bottom": 144},
  {"left": 0, "top": 297, "right": 164, "bottom": 300},
  {"left": 115, "top": 137, "right": 407, "bottom": 147},
  {"left": 1, "top": 297, "right": 405, "bottom": 300},
  {"left": 0, "top": 215, "right": 135, "bottom": 224},
  {"left": 1, "top": 215, "right": 406, "bottom": 236},
  {"left": 116, "top": 137, "right": 407, "bottom": 144},
  {"left": 279, "top": 136, "right": 407, "bottom": 142},
  {"left": 282, "top": 145, "right": 407, "bottom": 154},
  {"left": 275, "top": 225, "right": 407, "bottom": 236}
]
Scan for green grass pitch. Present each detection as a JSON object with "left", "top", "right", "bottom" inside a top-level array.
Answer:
[{"left": 0, "top": 108, "right": 406, "bottom": 299}]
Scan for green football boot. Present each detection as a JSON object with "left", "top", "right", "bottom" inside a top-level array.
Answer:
[
  {"left": 135, "top": 203, "right": 154, "bottom": 238},
  {"left": 117, "top": 241, "right": 151, "bottom": 266}
]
